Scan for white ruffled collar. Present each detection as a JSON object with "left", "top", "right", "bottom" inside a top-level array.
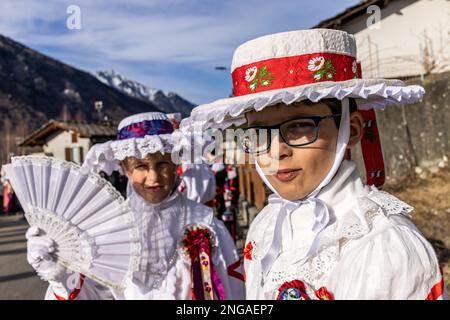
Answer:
[
  {"left": 258, "top": 158, "right": 411, "bottom": 258},
  {"left": 316, "top": 160, "right": 413, "bottom": 248},
  {"left": 290, "top": 160, "right": 370, "bottom": 255},
  {"left": 317, "top": 160, "right": 370, "bottom": 222},
  {"left": 255, "top": 160, "right": 372, "bottom": 262},
  {"left": 249, "top": 160, "right": 415, "bottom": 297}
]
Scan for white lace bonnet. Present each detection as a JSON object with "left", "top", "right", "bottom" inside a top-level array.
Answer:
[
  {"left": 181, "top": 28, "right": 425, "bottom": 131},
  {"left": 83, "top": 112, "right": 188, "bottom": 174}
]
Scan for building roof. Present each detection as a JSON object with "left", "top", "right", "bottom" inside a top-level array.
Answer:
[
  {"left": 19, "top": 120, "right": 117, "bottom": 147},
  {"left": 313, "top": 0, "right": 396, "bottom": 29}
]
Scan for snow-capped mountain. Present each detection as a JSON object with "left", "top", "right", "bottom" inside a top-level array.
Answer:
[
  {"left": 95, "top": 70, "right": 195, "bottom": 117},
  {"left": 0, "top": 33, "right": 161, "bottom": 140}
]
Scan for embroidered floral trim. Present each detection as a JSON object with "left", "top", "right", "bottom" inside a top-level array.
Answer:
[
  {"left": 245, "top": 65, "right": 275, "bottom": 91},
  {"left": 243, "top": 240, "right": 256, "bottom": 261},
  {"left": 309, "top": 56, "right": 336, "bottom": 81},
  {"left": 308, "top": 56, "right": 325, "bottom": 71},
  {"left": 245, "top": 66, "right": 258, "bottom": 82}
]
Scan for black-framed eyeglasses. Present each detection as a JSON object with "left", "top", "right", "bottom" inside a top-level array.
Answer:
[{"left": 238, "top": 114, "right": 341, "bottom": 154}]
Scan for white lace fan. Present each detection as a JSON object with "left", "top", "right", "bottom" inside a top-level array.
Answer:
[{"left": 2, "top": 155, "right": 140, "bottom": 292}]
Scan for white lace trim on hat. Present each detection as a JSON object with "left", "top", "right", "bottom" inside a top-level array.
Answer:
[
  {"left": 83, "top": 131, "right": 212, "bottom": 175},
  {"left": 181, "top": 79, "right": 425, "bottom": 131}
]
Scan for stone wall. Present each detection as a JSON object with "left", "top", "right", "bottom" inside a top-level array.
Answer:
[{"left": 353, "top": 72, "right": 450, "bottom": 181}]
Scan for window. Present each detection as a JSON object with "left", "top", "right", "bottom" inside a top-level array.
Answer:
[
  {"left": 65, "top": 147, "right": 84, "bottom": 164},
  {"left": 71, "top": 131, "right": 78, "bottom": 143},
  {"left": 65, "top": 148, "right": 72, "bottom": 161}
]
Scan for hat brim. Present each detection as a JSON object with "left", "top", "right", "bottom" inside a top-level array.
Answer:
[
  {"left": 182, "top": 79, "right": 425, "bottom": 130},
  {"left": 83, "top": 134, "right": 177, "bottom": 175},
  {"left": 83, "top": 132, "right": 212, "bottom": 175}
]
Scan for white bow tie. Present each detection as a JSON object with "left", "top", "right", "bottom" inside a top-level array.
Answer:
[{"left": 260, "top": 193, "right": 330, "bottom": 278}]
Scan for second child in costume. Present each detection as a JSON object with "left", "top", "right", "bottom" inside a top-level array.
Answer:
[{"left": 25, "top": 112, "right": 245, "bottom": 300}]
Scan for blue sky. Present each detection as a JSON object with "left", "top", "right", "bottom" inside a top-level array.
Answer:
[{"left": 0, "top": 0, "right": 360, "bottom": 105}]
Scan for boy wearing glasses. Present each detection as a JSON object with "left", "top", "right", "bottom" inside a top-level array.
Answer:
[{"left": 183, "top": 29, "right": 447, "bottom": 300}]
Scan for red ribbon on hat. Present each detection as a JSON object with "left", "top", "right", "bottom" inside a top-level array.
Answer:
[
  {"left": 356, "top": 63, "right": 386, "bottom": 187},
  {"left": 232, "top": 52, "right": 357, "bottom": 96}
]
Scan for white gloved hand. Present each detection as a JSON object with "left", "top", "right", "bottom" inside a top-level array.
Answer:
[{"left": 26, "top": 226, "right": 67, "bottom": 282}]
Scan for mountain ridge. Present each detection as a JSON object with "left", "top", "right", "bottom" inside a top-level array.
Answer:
[
  {"left": 0, "top": 33, "right": 193, "bottom": 163},
  {"left": 95, "top": 69, "right": 195, "bottom": 117}
]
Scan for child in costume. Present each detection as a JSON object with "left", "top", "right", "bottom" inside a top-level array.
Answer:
[
  {"left": 25, "top": 112, "right": 245, "bottom": 300},
  {"left": 177, "top": 163, "right": 216, "bottom": 204},
  {"left": 183, "top": 29, "right": 447, "bottom": 300},
  {"left": 166, "top": 112, "right": 217, "bottom": 205}
]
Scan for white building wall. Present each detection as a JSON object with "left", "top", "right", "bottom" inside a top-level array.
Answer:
[
  {"left": 338, "top": 0, "right": 450, "bottom": 78},
  {"left": 43, "top": 130, "right": 90, "bottom": 164}
]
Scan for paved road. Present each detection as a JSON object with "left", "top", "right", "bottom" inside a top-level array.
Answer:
[
  {"left": 0, "top": 215, "right": 47, "bottom": 299},
  {"left": 0, "top": 209, "right": 251, "bottom": 300}
]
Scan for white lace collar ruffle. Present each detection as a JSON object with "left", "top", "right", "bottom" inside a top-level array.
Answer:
[{"left": 248, "top": 160, "right": 414, "bottom": 297}]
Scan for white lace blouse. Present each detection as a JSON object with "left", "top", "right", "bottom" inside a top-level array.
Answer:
[{"left": 243, "top": 160, "right": 447, "bottom": 300}]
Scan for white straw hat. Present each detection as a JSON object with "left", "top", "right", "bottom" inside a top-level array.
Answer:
[{"left": 182, "top": 29, "right": 424, "bottom": 130}]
